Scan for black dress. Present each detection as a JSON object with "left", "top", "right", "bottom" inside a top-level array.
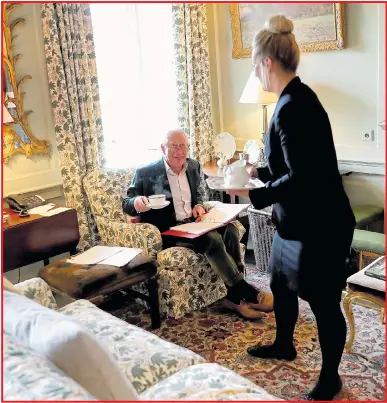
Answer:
[
  {"left": 248, "top": 76, "right": 356, "bottom": 399},
  {"left": 249, "top": 76, "right": 355, "bottom": 297}
]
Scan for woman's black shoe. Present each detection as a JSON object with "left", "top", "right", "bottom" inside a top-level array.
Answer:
[{"left": 247, "top": 344, "right": 297, "bottom": 361}]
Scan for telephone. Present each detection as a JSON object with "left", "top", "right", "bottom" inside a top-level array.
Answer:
[{"left": 6, "top": 194, "right": 46, "bottom": 211}]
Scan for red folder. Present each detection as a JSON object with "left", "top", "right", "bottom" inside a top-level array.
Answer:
[{"left": 162, "top": 229, "right": 203, "bottom": 239}]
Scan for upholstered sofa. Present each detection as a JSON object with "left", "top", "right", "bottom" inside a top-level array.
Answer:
[
  {"left": 83, "top": 168, "right": 246, "bottom": 319},
  {"left": 4, "top": 277, "right": 278, "bottom": 401}
]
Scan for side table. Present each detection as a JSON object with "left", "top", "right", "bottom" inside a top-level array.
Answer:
[
  {"left": 343, "top": 255, "right": 385, "bottom": 354},
  {"left": 3, "top": 206, "right": 80, "bottom": 272}
]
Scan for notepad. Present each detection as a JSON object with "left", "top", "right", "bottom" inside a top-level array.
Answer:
[
  {"left": 67, "top": 246, "right": 143, "bottom": 267},
  {"left": 163, "top": 203, "right": 250, "bottom": 238}
]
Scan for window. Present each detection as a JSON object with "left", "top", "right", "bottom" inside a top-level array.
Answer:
[{"left": 91, "top": 4, "right": 178, "bottom": 169}]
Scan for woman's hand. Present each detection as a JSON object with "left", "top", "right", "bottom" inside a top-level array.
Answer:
[{"left": 226, "top": 189, "right": 250, "bottom": 199}]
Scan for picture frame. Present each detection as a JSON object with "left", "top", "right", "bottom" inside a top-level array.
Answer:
[{"left": 229, "top": 3, "right": 345, "bottom": 59}]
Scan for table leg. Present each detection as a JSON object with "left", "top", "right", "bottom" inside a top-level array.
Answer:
[
  {"left": 43, "top": 257, "right": 50, "bottom": 266},
  {"left": 342, "top": 292, "right": 355, "bottom": 354},
  {"left": 147, "top": 277, "right": 161, "bottom": 329},
  {"left": 343, "top": 290, "right": 385, "bottom": 354},
  {"left": 70, "top": 246, "right": 78, "bottom": 256}
]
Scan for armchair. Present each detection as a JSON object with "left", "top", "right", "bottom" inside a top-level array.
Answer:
[{"left": 83, "top": 168, "right": 246, "bottom": 319}]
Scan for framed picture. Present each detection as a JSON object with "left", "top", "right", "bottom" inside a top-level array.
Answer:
[{"left": 229, "top": 3, "right": 345, "bottom": 59}]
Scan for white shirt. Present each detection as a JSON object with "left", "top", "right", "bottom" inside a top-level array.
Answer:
[{"left": 164, "top": 158, "right": 192, "bottom": 221}]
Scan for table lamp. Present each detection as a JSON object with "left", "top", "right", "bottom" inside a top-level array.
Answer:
[{"left": 239, "top": 71, "right": 277, "bottom": 139}]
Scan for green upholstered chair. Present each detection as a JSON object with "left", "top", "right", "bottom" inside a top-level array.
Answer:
[
  {"left": 352, "top": 205, "right": 384, "bottom": 229},
  {"left": 351, "top": 229, "right": 385, "bottom": 270}
]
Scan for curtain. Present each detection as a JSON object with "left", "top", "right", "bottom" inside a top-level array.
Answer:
[
  {"left": 172, "top": 4, "right": 215, "bottom": 166},
  {"left": 41, "top": 3, "right": 104, "bottom": 250}
]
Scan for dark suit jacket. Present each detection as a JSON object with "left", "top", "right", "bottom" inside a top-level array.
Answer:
[
  {"left": 122, "top": 158, "right": 207, "bottom": 232},
  {"left": 249, "top": 76, "right": 356, "bottom": 240}
]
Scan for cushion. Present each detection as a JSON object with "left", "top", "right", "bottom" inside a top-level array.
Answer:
[
  {"left": 3, "top": 277, "right": 24, "bottom": 295},
  {"left": 14, "top": 277, "right": 58, "bottom": 309},
  {"left": 4, "top": 291, "right": 139, "bottom": 400},
  {"left": 351, "top": 229, "right": 385, "bottom": 255},
  {"left": 39, "top": 260, "right": 120, "bottom": 298},
  {"left": 352, "top": 205, "right": 384, "bottom": 228},
  {"left": 140, "top": 363, "right": 280, "bottom": 400},
  {"left": 4, "top": 332, "right": 96, "bottom": 400},
  {"left": 59, "top": 299, "right": 207, "bottom": 393}
]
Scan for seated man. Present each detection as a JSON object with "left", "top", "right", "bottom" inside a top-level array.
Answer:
[{"left": 122, "top": 129, "right": 273, "bottom": 318}]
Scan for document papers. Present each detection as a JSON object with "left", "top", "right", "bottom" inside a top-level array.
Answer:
[{"left": 166, "top": 203, "right": 250, "bottom": 237}]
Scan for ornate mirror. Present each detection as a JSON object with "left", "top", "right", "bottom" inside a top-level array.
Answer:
[{"left": 3, "top": 3, "right": 49, "bottom": 163}]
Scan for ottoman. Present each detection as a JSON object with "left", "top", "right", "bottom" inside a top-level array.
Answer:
[{"left": 39, "top": 258, "right": 161, "bottom": 329}]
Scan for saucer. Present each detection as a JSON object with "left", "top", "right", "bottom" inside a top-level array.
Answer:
[{"left": 147, "top": 201, "right": 170, "bottom": 210}]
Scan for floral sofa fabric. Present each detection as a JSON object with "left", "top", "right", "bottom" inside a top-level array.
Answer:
[
  {"left": 83, "top": 168, "right": 246, "bottom": 319},
  {"left": 141, "top": 363, "right": 280, "bottom": 401},
  {"left": 59, "top": 299, "right": 206, "bottom": 393},
  {"left": 4, "top": 278, "right": 279, "bottom": 401},
  {"left": 4, "top": 332, "right": 95, "bottom": 401}
]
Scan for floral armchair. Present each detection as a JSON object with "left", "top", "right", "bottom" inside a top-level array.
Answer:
[{"left": 83, "top": 167, "right": 246, "bottom": 319}]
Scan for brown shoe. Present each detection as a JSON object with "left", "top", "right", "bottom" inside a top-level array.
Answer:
[
  {"left": 247, "top": 291, "right": 274, "bottom": 313},
  {"left": 222, "top": 298, "right": 265, "bottom": 320}
]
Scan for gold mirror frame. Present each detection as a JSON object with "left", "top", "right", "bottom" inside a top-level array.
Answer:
[
  {"left": 3, "top": 3, "right": 49, "bottom": 163},
  {"left": 229, "top": 3, "right": 345, "bottom": 59}
]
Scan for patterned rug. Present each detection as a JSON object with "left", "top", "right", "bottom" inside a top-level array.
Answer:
[{"left": 103, "top": 263, "right": 385, "bottom": 401}]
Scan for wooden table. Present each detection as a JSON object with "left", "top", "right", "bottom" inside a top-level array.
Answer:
[
  {"left": 3, "top": 206, "right": 80, "bottom": 272},
  {"left": 343, "top": 255, "right": 385, "bottom": 354}
]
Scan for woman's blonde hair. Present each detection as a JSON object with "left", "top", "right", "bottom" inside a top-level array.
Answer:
[{"left": 252, "top": 15, "right": 300, "bottom": 73}]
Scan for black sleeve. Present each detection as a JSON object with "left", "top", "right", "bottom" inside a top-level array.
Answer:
[
  {"left": 122, "top": 169, "right": 144, "bottom": 216},
  {"left": 256, "top": 166, "right": 274, "bottom": 183},
  {"left": 249, "top": 103, "right": 308, "bottom": 210}
]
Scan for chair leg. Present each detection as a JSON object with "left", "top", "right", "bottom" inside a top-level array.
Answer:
[{"left": 147, "top": 277, "right": 161, "bottom": 329}]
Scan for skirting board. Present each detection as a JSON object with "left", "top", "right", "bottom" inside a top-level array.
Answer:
[{"left": 338, "top": 160, "right": 385, "bottom": 175}]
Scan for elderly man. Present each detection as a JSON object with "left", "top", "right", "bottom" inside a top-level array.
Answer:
[{"left": 122, "top": 129, "right": 273, "bottom": 318}]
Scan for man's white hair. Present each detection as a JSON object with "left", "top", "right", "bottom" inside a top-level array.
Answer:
[{"left": 161, "top": 129, "right": 188, "bottom": 146}]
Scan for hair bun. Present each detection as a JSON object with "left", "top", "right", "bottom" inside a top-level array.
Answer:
[{"left": 265, "top": 15, "right": 294, "bottom": 35}]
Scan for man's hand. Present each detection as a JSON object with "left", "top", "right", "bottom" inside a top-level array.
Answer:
[
  {"left": 134, "top": 196, "right": 151, "bottom": 213},
  {"left": 226, "top": 189, "right": 250, "bottom": 199},
  {"left": 245, "top": 162, "right": 258, "bottom": 178},
  {"left": 193, "top": 205, "right": 206, "bottom": 222}
]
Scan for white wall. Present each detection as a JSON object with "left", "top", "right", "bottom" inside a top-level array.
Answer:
[
  {"left": 3, "top": 4, "right": 62, "bottom": 199},
  {"left": 207, "top": 3, "right": 385, "bottom": 209},
  {"left": 207, "top": 3, "right": 385, "bottom": 168}
]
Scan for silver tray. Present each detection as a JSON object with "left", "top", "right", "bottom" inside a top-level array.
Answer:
[{"left": 206, "top": 177, "right": 264, "bottom": 191}]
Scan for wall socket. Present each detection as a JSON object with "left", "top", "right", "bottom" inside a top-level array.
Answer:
[{"left": 362, "top": 130, "right": 374, "bottom": 142}]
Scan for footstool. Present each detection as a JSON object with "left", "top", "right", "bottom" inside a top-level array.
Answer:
[
  {"left": 39, "top": 259, "right": 161, "bottom": 329},
  {"left": 343, "top": 256, "right": 385, "bottom": 354}
]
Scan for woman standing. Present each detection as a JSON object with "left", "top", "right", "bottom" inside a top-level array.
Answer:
[{"left": 229, "top": 15, "right": 356, "bottom": 401}]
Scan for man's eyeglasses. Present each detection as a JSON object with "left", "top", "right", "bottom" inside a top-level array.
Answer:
[{"left": 167, "top": 144, "right": 189, "bottom": 151}]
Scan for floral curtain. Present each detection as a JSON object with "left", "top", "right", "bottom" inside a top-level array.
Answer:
[
  {"left": 172, "top": 4, "right": 215, "bottom": 166},
  {"left": 41, "top": 3, "right": 104, "bottom": 251}
]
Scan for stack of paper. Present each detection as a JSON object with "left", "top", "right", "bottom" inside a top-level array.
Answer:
[
  {"left": 167, "top": 203, "right": 250, "bottom": 236},
  {"left": 67, "top": 246, "right": 143, "bottom": 267}
]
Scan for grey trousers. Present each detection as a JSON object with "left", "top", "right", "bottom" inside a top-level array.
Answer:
[{"left": 162, "top": 221, "right": 245, "bottom": 287}]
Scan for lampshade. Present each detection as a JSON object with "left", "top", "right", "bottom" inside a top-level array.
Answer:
[
  {"left": 239, "top": 72, "right": 277, "bottom": 105},
  {"left": 3, "top": 105, "right": 14, "bottom": 123}
]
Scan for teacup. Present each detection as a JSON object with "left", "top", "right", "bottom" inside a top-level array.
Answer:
[{"left": 148, "top": 194, "right": 166, "bottom": 207}]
